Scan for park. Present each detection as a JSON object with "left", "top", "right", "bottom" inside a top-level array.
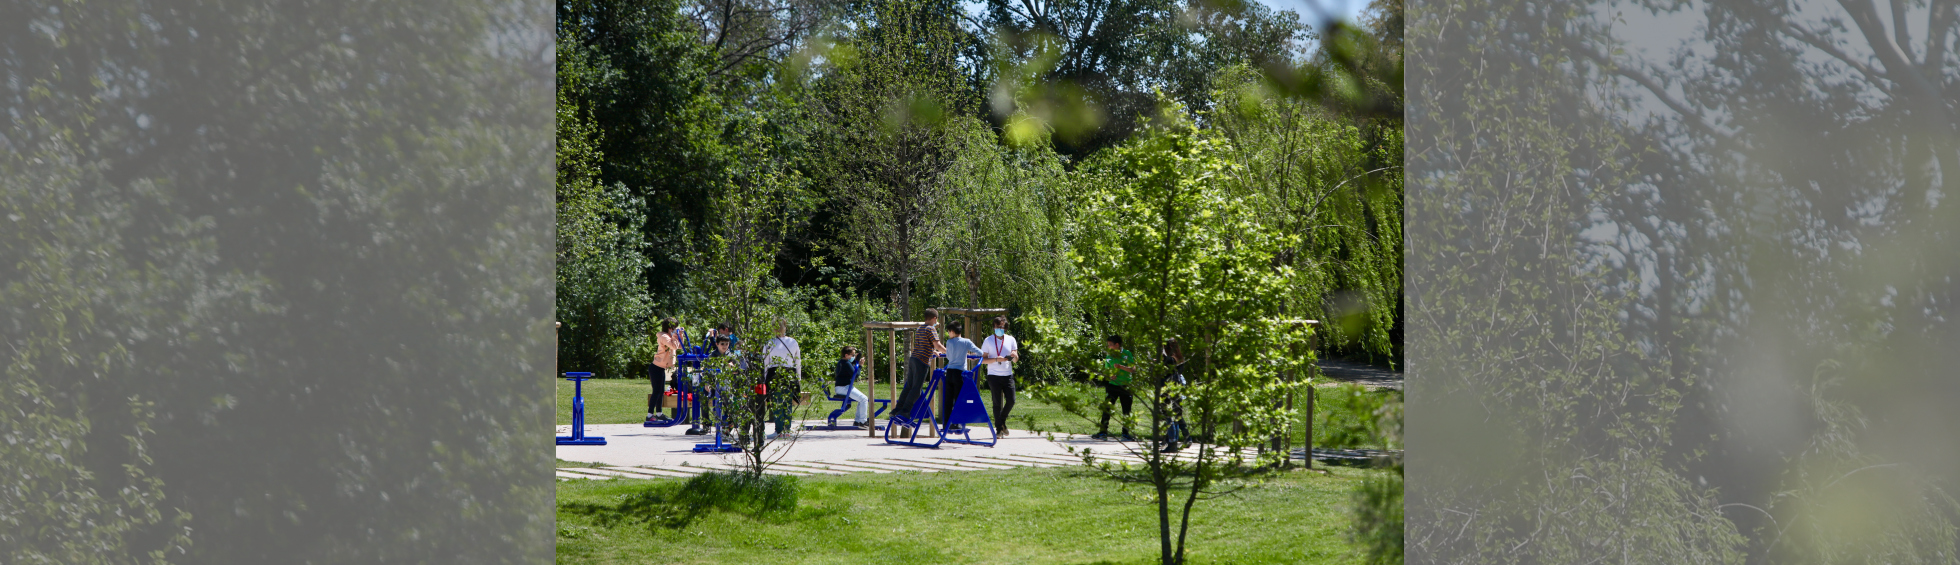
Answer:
[{"left": 555, "top": 0, "right": 1405, "bottom": 563}]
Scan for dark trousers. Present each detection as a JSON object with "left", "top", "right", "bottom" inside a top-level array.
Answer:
[
  {"left": 938, "top": 369, "right": 966, "bottom": 425},
  {"left": 1098, "top": 382, "right": 1134, "bottom": 434},
  {"left": 766, "top": 367, "right": 798, "bottom": 433},
  {"left": 894, "top": 357, "right": 931, "bottom": 418},
  {"left": 986, "top": 372, "right": 1016, "bottom": 427},
  {"left": 647, "top": 363, "right": 669, "bottom": 417}
]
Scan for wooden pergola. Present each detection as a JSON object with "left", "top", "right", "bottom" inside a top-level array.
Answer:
[
  {"left": 860, "top": 321, "right": 925, "bottom": 437},
  {"left": 934, "top": 307, "right": 1009, "bottom": 337}
]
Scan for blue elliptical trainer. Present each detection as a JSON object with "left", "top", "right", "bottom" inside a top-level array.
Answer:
[{"left": 556, "top": 372, "right": 606, "bottom": 446}]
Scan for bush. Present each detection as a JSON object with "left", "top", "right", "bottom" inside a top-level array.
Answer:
[{"left": 1313, "top": 383, "right": 1400, "bottom": 449}]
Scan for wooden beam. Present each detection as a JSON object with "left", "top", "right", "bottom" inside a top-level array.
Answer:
[{"left": 862, "top": 321, "right": 926, "bottom": 330}]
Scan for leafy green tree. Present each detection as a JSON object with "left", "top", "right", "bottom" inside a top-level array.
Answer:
[
  {"left": 1404, "top": 0, "right": 1747, "bottom": 562},
  {"left": 1051, "top": 102, "right": 1315, "bottom": 565},
  {"left": 556, "top": 73, "right": 655, "bottom": 379},
  {"left": 1212, "top": 66, "right": 1402, "bottom": 359},
  {"left": 815, "top": 0, "right": 982, "bottom": 318},
  {"left": 2, "top": 0, "right": 555, "bottom": 562}
]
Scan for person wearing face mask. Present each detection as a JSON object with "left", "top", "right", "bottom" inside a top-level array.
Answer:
[{"left": 979, "top": 316, "right": 1019, "bottom": 436}]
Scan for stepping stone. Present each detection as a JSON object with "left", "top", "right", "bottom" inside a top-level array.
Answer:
[
  {"left": 908, "top": 457, "right": 1018, "bottom": 470},
  {"left": 1010, "top": 453, "right": 1092, "bottom": 464},
  {"left": 557, "top": 470, "right": 603, "bottom": 480},
  {"left": 879, "top": 458, "right": 981, "bottom": 471},
  {"left": 608, "top": 467, "right": 697, "bottom": 479},
  {"left": 763, "top": 462, "right": 854, "bottom": 475},
  {"left": 844, "top": 459, "right": 944, "bottom": 473},
  {"left": 799, "top": 461, "right": 899, "bottom": 474},
  {"left": 975, "top": 454, "right": 1067, "bottom": 467},
  {"left": 568, "top": 467, "right": 672, "bottom": 480}
]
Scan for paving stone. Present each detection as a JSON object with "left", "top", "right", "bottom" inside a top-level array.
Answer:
[
  {"left": 904, "top": 457, "right": 1018, "bottom": 470},
  {"left": 843, "top": 459, "right": 944, "bottom": 473}
]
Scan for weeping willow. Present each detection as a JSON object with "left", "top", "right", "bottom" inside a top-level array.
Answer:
[{"left": 1210, "top": 66, "right": 1404, "bottom": 360}]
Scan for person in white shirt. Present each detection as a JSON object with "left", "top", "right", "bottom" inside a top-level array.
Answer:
[
  {"left": 979, "top": 316, "right": 1020, "bottom": 436},
  {"left": 762, "top": 320, "right": 803, "bottom": 438}
]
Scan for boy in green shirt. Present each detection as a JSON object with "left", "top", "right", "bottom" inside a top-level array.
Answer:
[{"left": 1096, "top": 335, "right": 1137, "bottom": 441}]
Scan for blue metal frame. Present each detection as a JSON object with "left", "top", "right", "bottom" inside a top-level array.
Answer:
[
  {"left": 556, "top": 372, "right": 607, "bottom": 446},
  {"left": 806, "top": 361, "right": 890, "bottom": 431},
  {"left": 646, "top": 347, "right": 710, "bottom": 428},
  {"left": 883, "top": 368, "right": 946, "bottom": 448},
  {"left": 938, "top": 367, "right": 997, "bottom": 447},
  {"left": 691, "top": 363, "right": 743, "bottom": 453}
]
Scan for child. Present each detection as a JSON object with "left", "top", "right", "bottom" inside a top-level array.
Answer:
[
  {"left": 1096, "top": 334, "right": 1137, "bottom": 441},
  {"left": 833, "top": 346, "right": 871, "bottom": 428},
  {"left": 980, "top": 316, "right": 1019, "bottom": 436},
  {"left": 939, "top": 321, "right": 979, "bottom": 430}
]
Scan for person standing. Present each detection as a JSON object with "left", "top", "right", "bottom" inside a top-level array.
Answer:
[
  {"left": 893, "top": 309, "right": 945, "bottom": 434},
  {"left": 648, "top": 318, "right": 681, "bottom": 424},
  {"left": 1158, "top": 337, "right": 1189, "bottom": 452},
  {"left": 761, "top": 320, "right": 803, "bottom": 438},
  {"left": 979, "top": 316, "right": 1020, "bottom": 436},
  {"left": 833, "top": 347, "right": 871, "bottom": 428},
  {"left": 1096, "top": 334, "right": 1137, "bottom": 441},
  {"left": 938, "top": 321, "right": 980, "bottom": 430}
]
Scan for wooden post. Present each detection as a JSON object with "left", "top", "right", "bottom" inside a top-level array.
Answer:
[
  {"left": 888, "top": 328, "right": 897, "bottom": 412},
  {"left": 865, "top": 328, "right": 876, "bottom": 437}
]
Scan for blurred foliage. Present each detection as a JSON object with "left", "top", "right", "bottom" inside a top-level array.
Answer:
[{"left": 4, "top": 0, "right": 556, "bottom": 562}]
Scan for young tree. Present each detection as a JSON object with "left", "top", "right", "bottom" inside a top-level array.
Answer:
[
  {"left": 691, "top": 111, "right": 815, "bottom": 478},
  {"left": 1052, "top": 103, "right": 1315, "bottom": 565}
]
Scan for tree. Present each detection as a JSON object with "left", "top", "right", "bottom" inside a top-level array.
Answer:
[
  {"left": 817, "top": 0, "right": 980, "bottom": 318},
  {"left": 557, "top": 53, "right": 655, "bottom": 379},
  {"left": 1, "top": 1, "right": 555, "bottom": 561},
  {"left": 690, "top": 109, "right": 817, "bottom": 478},
  {"left": 1052, "top": 103, "right": 1315, "bottom": 565}
]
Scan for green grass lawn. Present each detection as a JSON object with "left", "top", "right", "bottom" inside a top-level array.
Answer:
[
  {"left": 557, "top": 378, "right": 1356, "bottom": 447},
  {"left": 555, "top": 465, "right": 1380, "bottom": 565}
]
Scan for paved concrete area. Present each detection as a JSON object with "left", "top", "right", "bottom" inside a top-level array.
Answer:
[{"left": 554, "top": 421, "right": 1257, "bottom": 481}]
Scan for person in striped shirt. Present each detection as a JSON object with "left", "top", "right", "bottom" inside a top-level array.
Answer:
[{"left": 893, "top": 308, "right": 944, "bottom": 434}]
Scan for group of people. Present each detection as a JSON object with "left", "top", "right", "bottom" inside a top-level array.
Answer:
[
  {"left": 636, "top": 308, "right": 1185, "bottom": 452},
  {"left": 638, "top": 309, "right": 1026, "bottom": 441},
  {"left": 889, "top": 309, "right": 1022, "bottom": 437},
  {"left": 643, "top": 318, "right": 806, "bottom": 440}
]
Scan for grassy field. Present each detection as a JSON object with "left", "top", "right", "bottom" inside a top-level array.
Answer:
[
  {"left": 557, "top": 377, "right": 1377, "bottom": 447},
  {"left": 555, "top": 465, "right": 1381, "bottom": 565}
]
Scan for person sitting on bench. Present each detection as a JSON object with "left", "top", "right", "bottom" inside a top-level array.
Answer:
[{"left": 832, "top": 346, "right": 871, "bottom": 428}]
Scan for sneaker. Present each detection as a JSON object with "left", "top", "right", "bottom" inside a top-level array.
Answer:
[
  {"left": 852, "top": 421, "right": 871, "bottom": 429},
  {"left": 1121, "top": 433, "right": 1138, "bottom": 442},
  {"left": 1091, "top": 432, "right": 1111, "bottom": 440},
  {"left": 684, "top": 427, "right": 708, "bottom": 436},
  {"left": 1161, "top": 445, "right": 1182, "bottom": 453},
  {"left": 999, "top": 428, "right": 1009, "bottom": 437}
]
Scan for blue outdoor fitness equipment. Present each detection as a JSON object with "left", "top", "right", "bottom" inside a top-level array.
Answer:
[
  {"left": 805, "top": 360, "right": 889, "bottom": 431},
  {"left": 557, "top": 372, "right": 606, "bottom": 446},
  {"left": 691, "top": 364, "right": 743, "bottom": 453},
  {"left": 884, "top": 356, "right": 996, "bottom": 448},
  {"left": 647, "top": 343, "right": 710, "bottom": 428}
]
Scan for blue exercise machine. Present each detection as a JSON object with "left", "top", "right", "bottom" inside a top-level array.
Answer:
[
  {"left": 884, "top": 356, "right": 996, "bottom": 448},
  {"left": 556, "top": 372, "right": 606, "bottom": 446},
  {"left": 646, "top": 344, "right": 710, "bottom": 428},
  {"left": 804, "top": 360, "right": 890, "bottom": 431},
  {"left": 691, "top": 362, "right": 743, "bottom": 453}
]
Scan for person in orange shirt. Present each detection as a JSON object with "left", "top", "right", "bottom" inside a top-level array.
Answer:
[{"left": 647, "top": 317, "right": 681, "bottom": 424}]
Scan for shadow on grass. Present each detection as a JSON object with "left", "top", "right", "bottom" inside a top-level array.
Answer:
[{"left": 561, "top": 470, "right": 841, "bottom": 531}]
